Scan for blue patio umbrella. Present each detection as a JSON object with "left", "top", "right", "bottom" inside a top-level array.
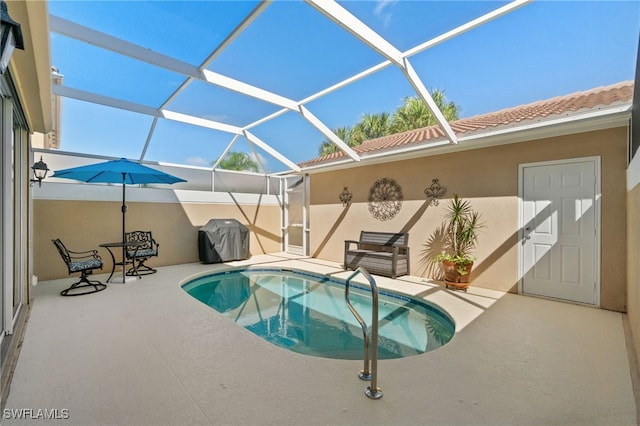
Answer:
[{"left": 52, "top": 158, "right": 186, "bottom": 248}]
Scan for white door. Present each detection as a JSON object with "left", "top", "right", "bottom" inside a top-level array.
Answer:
[
  {"left": 284, "top": 175, "right": 307, "bottom": 256},
  {"left": 520, "top": 158, "right": 599, "bottom": 305}
]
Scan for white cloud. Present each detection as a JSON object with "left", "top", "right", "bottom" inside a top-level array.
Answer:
[
  {"left": 374, "top": 0, "right": 396, "bottom": 15},
  {"left": 254, "top": 152, "right": 269, "bottom": 172},
  {"left": 373, "top": 0, "right": 398, "bottom": 28},
  {"left": 204, "top": 114, "right": 229, "bottom": 123},
  {"left": 184, "top": 156, "right": 210, "bottom": 167}
]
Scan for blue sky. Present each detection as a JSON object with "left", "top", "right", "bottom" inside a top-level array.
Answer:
[{"left": 48, "top": 1, "right": 640, "bottom": 172}]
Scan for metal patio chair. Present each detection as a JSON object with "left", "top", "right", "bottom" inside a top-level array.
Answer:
[
  {"left": 52, "top": 238, "right": 107, "bottom": 296},
  {"left": 124, "top": 231, "right": 159, "bottom": 276}
]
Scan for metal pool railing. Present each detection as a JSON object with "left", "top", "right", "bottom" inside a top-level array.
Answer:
[{"left": 344, "top": 267, "right": 382, "bottom": 400}]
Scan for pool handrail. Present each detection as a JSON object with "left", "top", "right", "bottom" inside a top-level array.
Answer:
[{"left": 345, "top": 266, "right": 382, "bottom": 400}]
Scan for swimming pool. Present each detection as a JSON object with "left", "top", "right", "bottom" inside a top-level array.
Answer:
[{"left": 181, "top": 268, "right": 455, "bottom": 360}]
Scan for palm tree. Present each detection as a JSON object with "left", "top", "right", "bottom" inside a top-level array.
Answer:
[
  {"left": 319, "top": 113, "right": 392, "bottom": 156},
  {"left": 350, "top": 112, "right": 391, "bottom": 145},
  {"left": 217, "top": 151, "right": 259, "bottom": 172},
  {"left": 316, "top": 89, "right": 459, "bottom": 155},
  {"left": 430, "top": 89, "right": 459, "bottom": 121},
  {"left": 318, "top": 126, "right": 355, "bottom": 156},
  {"left": 390, "top": 90, "right": 459, "bottom": 133}
]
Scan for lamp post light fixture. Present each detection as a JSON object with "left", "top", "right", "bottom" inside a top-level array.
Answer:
[
  {"left": 0, "top": 0, "right": 24, "bottom": 74},
  {"left": 30, "top": 156, "right": 49, "bottom": 187}
]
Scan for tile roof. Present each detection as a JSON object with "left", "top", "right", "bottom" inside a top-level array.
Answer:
[{"left": 299, "top": 80, "right": 634, "bottom": 167}]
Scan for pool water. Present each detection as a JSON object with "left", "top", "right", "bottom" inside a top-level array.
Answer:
[{"left": 182, "top": 268, "right": 454, "bottom": 360}]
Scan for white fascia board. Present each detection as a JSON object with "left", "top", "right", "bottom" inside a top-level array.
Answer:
[
  {"left": 243, "top": 130, "right": 302, "bottom": 172},
  {"left": 161, "top": 110, "right": 242, "bottom": 134},
  {"left": 50, "top": 15, "right": 200, "bottom": 78},
  {"left": 298, "top": 105, "right": 361, "bottom": 161},
  {"left": 301, "top": 140, "right": 451, "bottom": 174},
  {"left": 54, "top": 84, "right": 159, "bottom": 116},
  {"left": 300, "top": 157, "right": 362, "bottom": 173},
  {"left": 402, "top": 59, "right": 458, "bottom": 144},
  {"left": 305, "top": 0, "right": 404, "bottom": 67},
  {"left": 201, "top": 70, "right": 298, "bottom": 110}
]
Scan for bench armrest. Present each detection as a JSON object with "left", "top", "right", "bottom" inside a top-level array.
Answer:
[
  {"left": 344, "top": 239, "right": 360, "bottom": 249},
  {"left": 391, "top": 244, "right": 410, "bottom": 255}
]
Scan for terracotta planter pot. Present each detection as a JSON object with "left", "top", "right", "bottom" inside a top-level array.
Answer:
[
  {"left": 442, "top": 260, "right": 473, "bottom": 283},
  {"left": 444, "top": 281, "right": 471, "bottom": 292}
]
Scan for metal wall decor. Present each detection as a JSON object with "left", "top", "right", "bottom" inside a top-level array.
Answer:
[
  {"left": 424, "top": 178, "right": 446, "bottom": 206},
  {"left": 339, "top": 187, "right": 353, "bottom": 207},
  {"left": 367, "top": 177, "right": 403, "bottom": 221}
]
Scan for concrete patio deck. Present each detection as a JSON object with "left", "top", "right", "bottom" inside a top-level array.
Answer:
[{"left": 3, "top": 254, "right": 638, "bottom": 425}]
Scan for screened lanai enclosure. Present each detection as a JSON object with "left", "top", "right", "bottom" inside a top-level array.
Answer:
[
  {"left": 45, "top": 0, "right": 522, "bottom": 170},
  {"left": 36, "top": 0, "right": 638, "bottom": 257},
  {"left": 2, "top": 0, "right": 640, "bottom": 421},
  {"left": 37, "top": 0, "right": 541, "bottom": 258},
  {"left": 38, "top": 0, "right": 638, "bottom": 169}
]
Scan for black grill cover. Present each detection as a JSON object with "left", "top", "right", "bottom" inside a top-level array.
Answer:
[{"left": 198, "top": 219, "right": 250, "bottom": 263}]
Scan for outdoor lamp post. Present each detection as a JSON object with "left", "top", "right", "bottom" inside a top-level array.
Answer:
[
  {"left": 31, "top": 156, "right": 49, "bottom": 187},
  {"left": 0, "top": 0, "right": 24, "bottom": 74}
]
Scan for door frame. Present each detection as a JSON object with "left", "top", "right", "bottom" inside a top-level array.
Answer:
[
  {"left": 517, "top": 156, "right": 601, "bottom": 306},
  {"left": 282, "top": 174, "right": 309, "bottom": 256}
]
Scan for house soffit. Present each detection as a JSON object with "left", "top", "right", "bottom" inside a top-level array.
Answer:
[{"left": 8, "top": 1, "right": 52, "bottom": 133}]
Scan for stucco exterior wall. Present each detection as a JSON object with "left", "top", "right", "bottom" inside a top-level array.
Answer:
[
  {"left": 309, "top": 127, "right": 628, "bottom": 312},
  {"left": 627, "top": 161, "right": 640, "bottom": 375},
  {"left": 34, "top": 200, "right": 282, "bottom": 281}
]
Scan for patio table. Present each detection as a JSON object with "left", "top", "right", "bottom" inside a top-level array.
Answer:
[{"left": 99, "top": 241, "right": 145, "bottom": 283}]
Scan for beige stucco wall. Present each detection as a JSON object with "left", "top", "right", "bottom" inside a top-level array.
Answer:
[
  {"left": 309, "top": 127, "right": 628, "bottom": 312},
  {"left": 627, "top": 169, "right": 640, "bottom": 374},
  {"left": 35, "top": 200, "right": 282, "bottom": 281}
]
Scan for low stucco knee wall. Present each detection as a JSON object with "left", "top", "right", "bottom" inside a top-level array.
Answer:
[{"left": 34, "top": 199, "right": 282, "bottom": 281}]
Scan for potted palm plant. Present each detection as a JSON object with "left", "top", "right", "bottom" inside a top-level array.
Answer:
[{"left": 435, "top": 195, "right": 482, "bottom": 291}]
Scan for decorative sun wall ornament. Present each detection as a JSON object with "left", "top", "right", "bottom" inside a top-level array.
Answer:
[
  {"left": 339, "top": 187, "right": 353, "bottom": 207},
  {"left": 367, "top": 178, "right": 403, "bottom": 221},
  {"left": 424, "top": 179, "right": 446, "bottom": 206}
]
